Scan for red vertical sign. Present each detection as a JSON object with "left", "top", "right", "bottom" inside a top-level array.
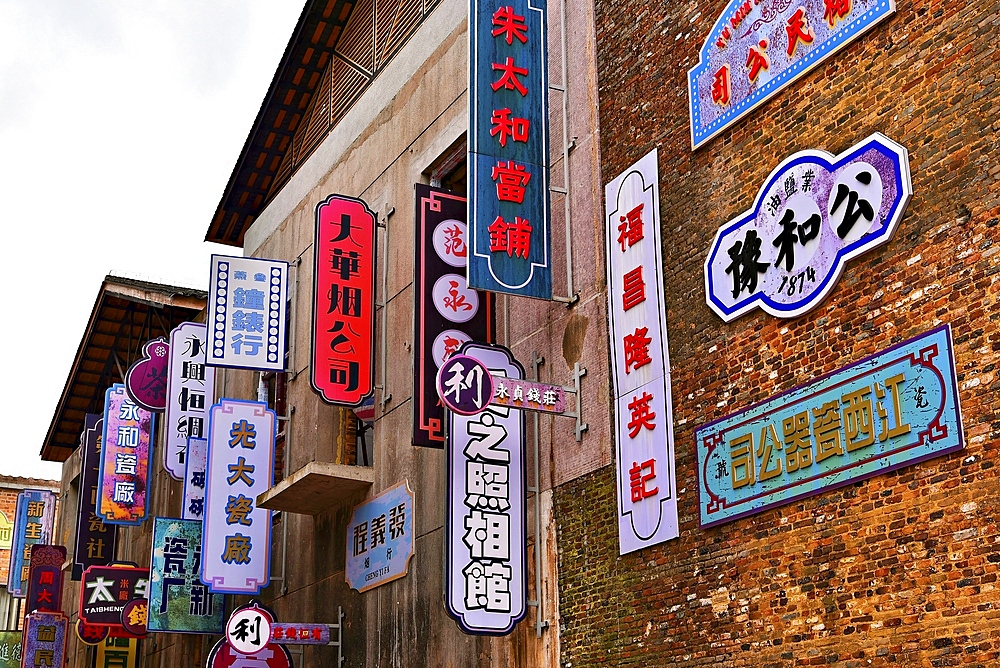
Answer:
[{"left": 312, "top": 195, "right": 377, "bottom": 405}]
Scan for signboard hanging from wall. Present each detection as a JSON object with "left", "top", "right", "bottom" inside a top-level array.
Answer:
[
  {"left": 0, "top": 631, "right": 21, "bottom": 667},
  {"left": 311, "top": 194, "right": 377, "bottom": 406},
  {"left": 124, "top": 337, "right": 170, "bottom": 412},
  {"left": 99, "top": 384, "right": 154, "bottom": 526},
  {"left": 207, "top": 255, "right": 289, "bottom": 372},
  {"left": 95, "top": 637, "right": 138, "bottom": 668},
  {"left": 21, "top": 610, "right": 67, "bottom": 668},
  {"left": 445, "top": 342, "right": 527, "bottom": 635},
  {"left": 74, "top": 414, "right": 118, "bottom": 580},
  {"left": 605, "top": 149, "right": 680, "bottom": 555},
  {"left": 468, "top": 0, "right": 552, "bottom": 299},
  {"left": 696, "top": 325, "right": 964, "bottom": 528},
  {"left": 8, "top": 489, "right": 56, "bottom": 598},
  {"left": 164, "top": 323, "right": 216, "bottom": 480},
  {"left": 25, "top": 544, "right": 65, "bottom": 615},
  {"left": 202, "top": 400, "right": 275, "bottom": 595},
  {"left": 79, "top": 563, "right": 149, "bottom": 634},
  {"left": 346, "top": 481, "right": 414, "bottom": 592},
  {"left": 687, "top": 0, "right": 896, "bottom": 149},
  {"left": 413, "top": 185, "right": 494, "bottom": 448},
  {"left": 148, "top": 517, "right": 225, "bottom": 634},
  {"left": 704, "top": 134, "right": 912, "bottom": 321},
  {"left": 182, "top": 438, "right": 208, "bottom": 522}
]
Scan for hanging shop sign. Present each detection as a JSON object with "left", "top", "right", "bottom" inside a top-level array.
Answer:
[
  {"left": 437, "top": 354, "right": 495, "bottom": 416},
  {"left": 95, "top": 637, "right": 138, "bottom": 668},
  {"left": 445, "top": 342, "right": 527, "bottom": 635},
  {"left": 605, "top": 149, "right": 680, "bottom": 555},
  {"left": 687, "top": 0, "right": 896, "bottom": 149},
  {"left": 704, "top": 134, "right": 912, "bottom": 321},
  {"left": 79, "top": 563, "right": 149, "bottom": 631},
  {"left": 148, "top": 517, "right": 226, "bottom": 634},
  {"left": 468, "top": 0, "right": 552, "bottom": 299},
  {"left": 99, "top": 384, "right": 154, "bottom": 526},
  {"left": 268, "top": 624, "right": 331, "bottom": 645},
  {"left": 182, "top": 438, "right": 208, "bottom": 521},
  {"left": 414, "top": 185, "right": 495, "bottom": 448},
  {"left": 74, "top": 414, "right": 118, "bottom": 580},
  {"left": 207, "top": 639, "right": 293, "bottom": 668},
  {"left": 75, "top": 620, "right": 109, "bottom": 646},
  {"left": 207, "top": 255, "right": 289, "bottom": 372},
  {"left": 0, "top": 511, "right": 12, "bottom": 551},
  {"left": 346, "top": 481, "right": 414, "bottom": 593},
  {"left": 311, "top": 194, "right": 377, "bottom": 406},
  {"left": 25, "top": 545, "right": 65, "bottom": 614},
  {"left": 121, "top": 599, "right": 148, "bottom": 636},
  {"left": 0, "top": 631, "right": 20, "bottom": 667},
  {"left": 8, "top": 489, "right": 56, "bottom": 598},
  {"left": 202, "top": 400, "right": 275, "bottom": 595},
  {"left": 209, "top": 603, "right": 294, "bottom": 668},
  {"left": 124, "top": 337, "right": 170, "bottom": 412},
  {"left": 165, "top": 323, "right": 216, "bottom": 480},
  {"left": 20, "top": 610, "right": 67, "bottom": 668},
  {"left": 696, "top": 325, "right": 963, "bottom": 528}
]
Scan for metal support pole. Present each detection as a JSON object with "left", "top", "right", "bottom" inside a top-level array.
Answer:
[
  {"left": 376, "top": 206, "right": 395, "bottom": 411},
  {"left": 548, "top": 0, "right": 578, "bottom": 307},
  {"left": 525, "top": 354, "right": 549, "bottom": 637},
  {"left": 327, "top": 606, "right": 346, "bottom": 665}
]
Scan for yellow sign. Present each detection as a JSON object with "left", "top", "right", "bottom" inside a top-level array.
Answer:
[{"left": 96, "top": 637, "right": 137, "bottom": 668}]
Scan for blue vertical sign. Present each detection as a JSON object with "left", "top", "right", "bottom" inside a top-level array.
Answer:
[
  {"left": 8, "top": 490, "right": 56, "bottom": 598},
  {"left": 468, "top": 0, "right": 551, "bottom": 299}
]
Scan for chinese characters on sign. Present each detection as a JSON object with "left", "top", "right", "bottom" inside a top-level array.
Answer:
[
  {"left": 202, "top": 400, "right": 275, "bottom": 595},
  {"left": 414, "top": 185, "right": 494, "bottom": 448},
  {"left": 207, "top": 255, "right": 289, "bottom": 372},
  {"left": 312, "top": 195, "right": 377, "bottom": 406},
  {"left": 696, "top": 325, "right": 964, "bottom": 527},
  {"left": 605, "top": 149, "right": 679, "bottom": 555},
  {"left": 74, "top": 414, "right": 118, "bottom": 580},
  {"left": 182, "top": 438, "right": 208, "bottom": 521},
  {"left": 164, "top": 323, "right": 216, "bottom": 480},
  {"left": 148, "top": 518, "right": 226, "bottom": 634},
  {"left": 95, "top": 637, "right": 138, "bottom": 668},
  {"left": 469, "top": 0, "right": 551, "bottom": 298},
  {"left": 687, "top": 0, "right": 896, "bottom": 149},
  {"left": 21, "top": 611, "right": 67, "bottom": 668},
  {"left": 79, "top": 563, "right": 149, "bottom": 632},
  {"left": 704, "top": 134, "right": 912, "bottom": 321},
  {"left": 99, "top": 384, "right": 154, "bottom": 526},
  {"left": 0, "top": 631, "right": 20, "bottom": 668},
  {"left": 437, "top": 354, "right": 495, "bottom": 416},
  {"left": 346, "top": 481, "right": 415, "bottom": 593},
  {"left": 208, "top": 603, "right": 293, "bottom": 668},
  {"left": 446, "top": 343, "right": 526, "bottom": 635},
  {"left": 124, "top": 338, "right": 170, "bottom": 412},
  {"left": 26, "top": 545, "right": 65, "bottom": 615},
  {"left": 490, "top": 378, "right": 566, "bottom": 414},
  {"left": 8, "top": 489, "right": 56, "bottom": 598}
]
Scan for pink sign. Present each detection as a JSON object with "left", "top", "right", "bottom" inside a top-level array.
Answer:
[
  {"left": 99, "top": 384, "right": 154, "bottom": 526},
  {"left": 490, "top": 378, "right": 566, "bottom": 414},
  {"left": 125, "top": 338, "right": 170, "bottom": 412}
]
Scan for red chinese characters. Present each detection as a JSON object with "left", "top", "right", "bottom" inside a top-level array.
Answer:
[{"left": 312, "top": 195, "right": 377, "bottom": 406}]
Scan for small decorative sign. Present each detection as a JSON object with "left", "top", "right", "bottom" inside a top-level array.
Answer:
[
  {"left": 209, "top": 603, "right": 293, "bottom": 668},
  {"left": 74, "top": 414, "right": 118, "bottom": 580},
  {"left": 148, "top": 517, "right": 225, "bottom": 634},
  {"left": 311, "top": 194, "right": 377, "bottom": 406},
  {"left": 445, "top": 342, "right": 527, "bottom": 635},
  {"left": 696, "top": 325, "right": 964, "bottom": 528},
  {"left": 605, "top": 149, "right": 680, "bottom": 555},
  {"left": 79, "top": 563, "right": 149, "bottom": 631},
  {"left": 20, "top": 610, "right": 67, "bottom": 668},
  {"left": 704, "top": 133, "right": 912, "bottom": 321},
  {"left": 0, "top": 631, "right": 21, "bottom": 667},
  {"left": 688, "top": 0, "right": 896, "bottom": 149},
  {"left": 8, "top": 490, "right": 56, "bottom": 598},
  {"left": 490, "top": 377, "right": 566, "bottom": 414},
  {"left": 121, "top": 599, "right": 148, "bottom": 637},
  {"left": 202, "top": 400, "right": 275, "bottom": 595},
  {"left": 164, "top": 323, "right": 216, "bottom": 480},
  {"left": 124, "top": 338, "right": 170, "bottom": 412},
  {"left": 468, "top": 0, "right": 552, "bottom": 299},
  {"left": 75, "top": 619, "right": 109, "bottom": 646},
  {"left": 182, "top": 438, "right": 208, "bottom": 521},
  {"left": 207, "top": 638, "right": 293, "bottom": 668},
  {"left": 269, "top": 624, "right": 330, "bottom": 645},
  {"left": 413, "top": 185, "right": 494, "bottom": 448},
  {"left": 346, "top": 481, "right": 415, "bottom": 593},
  {"left": 207, "top": 255, "right": 289, "bottom": 372},
  {"left": 99, "top": 384, "right": 155, "bottom": 526},
  {"left": 436, "top": 354, "right": 495, "bottom": 416},
  {"left": 25, "top": 545, "right": 65, "bottom": 614}
]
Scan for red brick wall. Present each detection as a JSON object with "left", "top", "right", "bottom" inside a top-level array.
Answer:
[{"left": 556, "top": 0, "right": 1000, "bottom": 664}]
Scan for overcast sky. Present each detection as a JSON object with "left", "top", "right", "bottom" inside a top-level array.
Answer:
[{"left": 0, "top": 1, "right": 303, "bottom": 479}]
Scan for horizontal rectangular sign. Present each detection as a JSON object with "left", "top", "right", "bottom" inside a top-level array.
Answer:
[
  {"left": 695, "top": 325, "right": 964, "bottom": 528},
  {"left": 346, "top": 481, "right": 414, "bottom": 593},
  {"left": 687, "top": 0, "right": 895, "bottom": 149},
  {"left": 490, "top": 377, "right": 566, "bottom": 414}
]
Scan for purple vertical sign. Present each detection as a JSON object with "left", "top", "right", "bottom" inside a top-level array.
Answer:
[
  {"left": 164, "top": 323, "right": 215, "bottom": 480},
  {"left": 26, "top": 545, "right": 65, "bottom": 615},
  {"left": 73, "top": 414, "right": 118, "bottom": 580},
  {"left": 21, "top": 611, "right": 67, "bottom": 668},
  {"left": 125, "top": 337, "right": 170, "bottom": 412},
  {"left": 202, "top": 400, "right": 275, "bottom": 595},
  {"left": 99, "top": 384, "right": 155, "bottom": 526},
  {"left": 183, "top": 437, "right": 208, "bottom": 521}
]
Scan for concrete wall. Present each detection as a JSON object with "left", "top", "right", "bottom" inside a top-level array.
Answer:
[{"left": 556, "top": 0, "right": 1000, "bottom": 665}]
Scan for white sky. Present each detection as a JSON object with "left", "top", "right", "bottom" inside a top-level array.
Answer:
[{"left": 0, "top": 1, "right": 303, "bottom": 479}]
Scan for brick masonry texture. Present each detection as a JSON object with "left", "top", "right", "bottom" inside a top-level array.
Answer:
[{"left": 555, "top": 0, "right": 1000, "bottom": 665}]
